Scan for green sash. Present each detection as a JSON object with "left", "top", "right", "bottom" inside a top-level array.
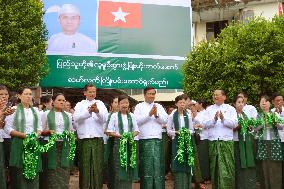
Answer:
[
  {"left": 238, "top": 112, "right": 255, "bottom": 168},
  {"left": 172, "top": 110, "right": 192, "bottom": 172},
  {"left": 9, "top": 104, "right": 40, "bottom": 170},
  {"left": 117, "top": 112, "right": 133, "bottom": 134},
  {"left": 173, "top": 110, "right": 189, "bottom": 131},
  {"left": 46, "top": 109, "right": 70, "bottom": 169},
  {"left": 117, "top": 112, "right": 137, "bottom": 179}
]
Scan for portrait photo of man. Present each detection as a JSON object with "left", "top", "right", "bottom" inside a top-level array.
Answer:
[{"left": 47, "top": 4, "right": 97, "bottom": 54}]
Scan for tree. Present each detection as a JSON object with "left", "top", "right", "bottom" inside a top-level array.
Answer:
[
  {"left": 0, "top": 0, "right": 48, "bottom": 90},
  {"left": 183, "top": 16, "right": 284, "bottom": 104}
]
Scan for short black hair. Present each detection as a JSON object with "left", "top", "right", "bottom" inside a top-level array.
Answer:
[
  {"left": 232, "top": 95, "right": 243, "bottom": 104},
  {"left": 175, "top": 94, "right": 188, "bottom": 103},
  {"left": 215, "top": 89, "right": 226, "bottom": 96},
  {"left": 260, "top": 95, "right": 270, "bottom": 102},
  {"left": 52, "top": 93, "right": 65, "bottom": 101},
  {"left": 196, "top": 99, "right": 208, "bottom": 109},
  {"left": 271, "top": 92, "right": 283, "bottom": 100},
  {"left": 0, "top": 84, "right": 9, "bottom": 92},
  {"left": 143, "top": 86, "right": 156, "bottom": 95},
  {"left": 180, "top": 94, "right": 190, "bottom": 100},
  {"left": 83, "top": 83, "right": 96, "bottom": 91},
  {"left": 238, "top": 91, "right": 248, "bottom": 98},
  {"left": 118, "top": 95, "right": 129, "bottom": 103},
  {"left": 41, "top": 95, "right": 52, "bottom": 104},
  {"left": 17, "top": 87, "right": 31, "bottom": 95}
]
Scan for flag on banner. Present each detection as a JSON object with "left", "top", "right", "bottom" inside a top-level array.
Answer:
[
  {"left": 98, "top": 0, "right": 191, "bottom": 57},
  {"left": 99, "top": 2, "right": 142, "bottom": 28}
]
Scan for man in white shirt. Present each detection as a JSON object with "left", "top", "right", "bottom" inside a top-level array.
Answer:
[
  {"left": 134, "top": 87, "right": 168, "bottom": 189},
  {"left": 73, "top": 83, "right": 108, "bottom": 189},
  {"left": 203, "top": 89, "right": 238, "bottom": 189},
  {"left": 47, "top": 4, "right": 97, "bottom": 55},
  {"left": 271, "top": 92, "right": 284, "bottom": 188}
]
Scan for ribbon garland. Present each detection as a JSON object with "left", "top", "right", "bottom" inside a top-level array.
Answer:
[
  {"left": 175, "top": 127, "right": 194, "bottom": 166},
  {"left": 263, "top": 112, "right": 284, "bottom": 128},
  {"left": 238, "top": 117, "right": 255, "bottom": 136},
  {"left": 237, "top": 112, "right": 284, "bottom": 138},
  {"left": 23, "top": 131, "right": 76, "bottom": 180},
  {"left": 22, "top": 133, "right": 41, "bottom": 180},
  {"left": 119, "top": 132, "right": 137, "bottom": 170}
]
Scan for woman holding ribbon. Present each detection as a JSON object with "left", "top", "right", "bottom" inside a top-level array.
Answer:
[
  {"left": 106, "top": 95, "right": 139, "bottom": 189},
  {"left": 233, "top": 95, "right": 257, "bottom": 189},
  {"left": 41, "top": 93, "right": 73, "bottom": 189},
  {"left": 167, "top": 94, "right": 194, "bottom": 189},
  {"left": 4, "top": 87, "right": 42, "bottom": 189},
  {"left": 255, "top": 95, "right": 284, "bottom": 189}
]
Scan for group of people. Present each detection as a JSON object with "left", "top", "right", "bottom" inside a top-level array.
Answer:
[{"left": 0, "top": 83, "right": 283, "bottom": 189}]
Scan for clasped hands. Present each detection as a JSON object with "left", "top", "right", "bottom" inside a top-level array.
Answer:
[
  {"left": 214, "top": 111, "right": 224, "bottom": 121},
  {"left": 88, "top": 103, "right": 99, "bottom": 113},
  {"left": 148, "top": 104, "right": 158, "bottom": 117}
]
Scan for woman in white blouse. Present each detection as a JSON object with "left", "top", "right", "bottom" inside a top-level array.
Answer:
[
  {"left": 106, "top": 95, "right": 139, "bottom": 189},
  {"left": 256, "top": 95, "right": 284, "bottom": 189},
  {"left": 4, "top": 87, "right": 42, "bottom": 189},
  {"left": 41, "top": 93, "right": 73, "bottom": 189},
  {"left": 167, "top": 94, "right": 194, "bottom": 189}
]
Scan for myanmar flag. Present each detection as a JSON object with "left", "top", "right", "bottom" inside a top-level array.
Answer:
[{"left": 98, "top": 0, "right": 191, "bottom": 57}]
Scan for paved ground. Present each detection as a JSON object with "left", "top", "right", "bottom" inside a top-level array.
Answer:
[{"left": 69, "top": 175, "right": 212, "bottom": 189}]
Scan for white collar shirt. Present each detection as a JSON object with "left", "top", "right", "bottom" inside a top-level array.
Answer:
[
  {"left": 134, "top": 102, "right": 167, "bottom": 139},
  {"left": 243, "top": 104, "right": 258, "bottom": 119},
  {"left": 4, "top": 107, "right": 42, "bottom": 135},
  {"left": 47, "top": 32, "right": 97, "bottom": 54},
  {"left": 167, "top": 111, "right": 193, "bottom": 139},
  {"left": 73, "top": 99, "right": 108, "bottom": 139},
  {"left": 194, "top": 109, "right": 208, "bottom": 140},
  {"left": 42, "top": 110, "right": 73, "bottom": 137},
  {"left": 203, "top": 104, "right": 238, "bottom": 141},
  {"left": 107, "top": 112, "right": 139, "bottom": 140},
  {"left": 271, "top": 107, "right": 284, "bottom": 142}
]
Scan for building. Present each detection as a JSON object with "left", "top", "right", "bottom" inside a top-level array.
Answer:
[{"left": 192, "top": 0, "right": 283, "bottom": 44}]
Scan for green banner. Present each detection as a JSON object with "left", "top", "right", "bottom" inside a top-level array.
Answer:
[
  {"left": 41, "top": 0, "right": 191, "bottom": 89},
  {"left": 40, "top": 55, "right": 183, "bottom": 88}
]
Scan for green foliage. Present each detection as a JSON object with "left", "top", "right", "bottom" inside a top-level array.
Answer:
[
  {"left": 183, "top": 17, "right": 284, "bottom": 104},
  {"left": 0, "top": 0, "right": 48, "bottom": 90}
]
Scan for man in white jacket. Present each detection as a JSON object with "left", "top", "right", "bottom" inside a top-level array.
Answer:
[
  {"left": 73, "top": 83, "right": 108, "bottom": 189},
  {"left": 134, "top": 86, "right": 168, "bottom": 189},
  {"left": 203, "top": 89, "right": 238, "bottom": 189}
]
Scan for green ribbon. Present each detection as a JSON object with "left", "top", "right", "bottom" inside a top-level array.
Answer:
[
  {"left": 238, "top": 112, "right": 255, "bottom": 168},
  {"left": 173, "top": 110, "right": 194, "bottom": 166},
  {"left": 46, "top": 109, "right": 71, "bottom": 169},
  {"left": 175, "top": 127, "right": 194, "bottom": 166},
  {"left": 22, "top": 131, "right": 76, "bottom": 180},
  {"left": 117, "top": 112, "right": 137, "bottom": 170},
  {"left": 254, "top": 112, "right": 284, "bottom": 139},
  {"left": 22, "top": 133, "right": 42, "bottom": 180}
]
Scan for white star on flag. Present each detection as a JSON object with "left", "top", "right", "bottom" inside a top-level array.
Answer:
[{"left": 111, "top": 7, "right": 130, "bottom": 23}]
